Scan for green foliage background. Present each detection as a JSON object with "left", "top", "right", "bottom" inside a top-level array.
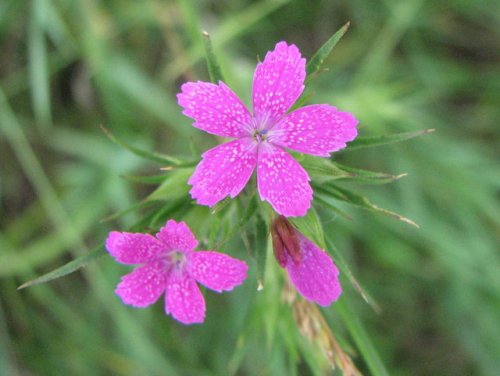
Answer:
[{"left": 1, "top": 0, "right": 499, "bottom": 375}]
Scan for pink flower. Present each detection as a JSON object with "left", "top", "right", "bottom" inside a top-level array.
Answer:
[
  {"left": 178, "top": 41, "right": 358, "bottom": 217},
  {"left": 105, "top": 220, "right": 248, "bottom": 324},
  {"left": 271, "top": 216, "right": 342, "bottom": 305}
]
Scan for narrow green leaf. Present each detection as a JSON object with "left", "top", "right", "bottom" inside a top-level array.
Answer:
[
  {"left": 314, "top": 193, "right": 353, "bottom": 221},
  {"left": 18, "top": 246, "right": 105, "bottom": 289},
  {"left": 289, "top": 90, "right": 315, "bottom": 111},
  {"left": 211, "top": 196, "right": 233, "bottom": 214},
  {"left": 336, "top": 299, "right": 390, "bottom": 376},
  {"left": 147, "top": 168, "right": 193, "bottom": 201},
  {"left": 29, "top": 0, "right": 52, "bottom": 129},
  {"left": 202, "top": 31, "right": 225, "bottom": 83},
  {"left": 300, "top": 155, "right": 350, "bottom": 181},
  {"left": 215, "top": 192, "right": 259, "bottom": 248},
  {"left": 316, "top": 184, "right": 419, "bottom": 227},
  {"left": 302, "top": 156, "right": 405, "bottom": 185},
  {"left": 346, "top": 128, "right": 435, "bottom": 151},
  {"left": 148, "top": 199, "right": 192, "bottom": 229},
  {"left": 100, "top": 126, "right": 185, "bottom": 166},
  {"left": 332, "top": 162, "right": 407, "bottom": 185},
  {"left": 100, "top": 200, "right": 159, "bottom": 223},
  {"left": 120, "top": 173, "right": 170, "bottom": 185},
  {"left": 290, "top": 207, "right": 325, "bottom": 248},
  {"left": 306, "top": 22, "right": 350, "bottom": 79},
  {"left": 253, "top": 213, "right": 269, "bottom": 289},
  {"left": 325, "top": 238, "right": 380, "bottom": 313}
]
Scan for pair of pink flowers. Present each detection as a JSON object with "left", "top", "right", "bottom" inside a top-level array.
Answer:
[
  {"left": 107, "top": 41, "right": 357, "bottom": 324},
  {"left": 107, "top": 218, "right": 341, "bottom": 324}
]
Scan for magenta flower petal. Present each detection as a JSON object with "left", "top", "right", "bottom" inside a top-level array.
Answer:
[
  {"left": 189, "top": 251, "right": 248, "bottom": 292},
  {"left": 257, "top": 145, "right": 312, "bottom": 217},
  {"left": 189, "top": 138, "right": 258, "bottom": 206},
  {"left": 177, "top": 81, "right": 251, "bottom": 138},
  {"left": 115, "top": 262, "right": 167, "bottom": 307},
  {"left": 165, "top": 273, "right": 206, "bottom": 324},
  {"left": 156, "top": 220, "right": 198, "bottom": 253},
  {"left": 272, "top": 105, "right": 359, "bottom": 156},
  {"left": 252, "top": 41, "right": 306, "bottom": 121},
  {"left": 106, "top": 231, "right": 165, "bottom": 264},
  {"left": 286, "top": 234, "right": 342, "bottom": 306}
]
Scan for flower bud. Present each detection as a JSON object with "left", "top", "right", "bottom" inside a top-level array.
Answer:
[{"left": 271, "top": 216, "right": 302, "bottom": 267}]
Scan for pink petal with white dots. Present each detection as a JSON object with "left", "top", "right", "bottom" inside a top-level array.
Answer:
[
  {"left": 156, "top": 220, "right": 198, "bottom": 253},
  {"left": 286, "top": 234, "right": 342, "bottom": 306},
  {"left": 177, "top": 81, "right": 251, "bottom": 138},
  {"left": 106, "top": 231, "right": 165, "bottom": 264},
  {"left": 252, "top": 42, "right": 306, "bottom": 121},
  {"left": 189, "top": 138, "right": 258, "bottom": 206},
  {"left": 189, "top": 251, "right": 248, "bottom": 292},
  {"left": 115, "top": 262, "right": 167, "bottom": 307},
  {"left": 272, "top": 105, "right": 358, "bottom": 156},
  {"left": 257, "top": 144, "right": 312, "bottom": 217},
  {"left": 165, "top": 273, "right": 206, "bottom": 324}
]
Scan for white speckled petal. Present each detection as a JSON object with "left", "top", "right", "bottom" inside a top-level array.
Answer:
[
  {"left": 189, "top": 251, "right": 248, "bottom": 292},
  {"left": 177, "top": 81, "right": 251, "bottom": 138},
  {"left": 106, "top": 231, "right": 165, "bottom": 264},
  {"left": 165, "top": 273, "right": 206, "bottom": 324},
  {"left": 257, "top": 144, "right": 312, "bottom": 217},
  {"left": 156, "top": 220, "right": 198, "bottom": 253},
  {"left": 115, "top": 262, "right": 167, "bottom": 307},
  {"left": 272, "top": 104, "right": 359, "bottom": 156},
  {"left": 286, "top": 234, "right": 342, "bottom": 306},
  {"left": 189, "top": 138, "right": 258, "bottom": 206},
  {"left": 252, "top": 42, "right": 306, "bottom": 121}
]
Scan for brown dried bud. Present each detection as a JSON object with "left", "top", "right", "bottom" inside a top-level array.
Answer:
[{"left": 271, "top": 216, "right": 302, "bottom": 267}]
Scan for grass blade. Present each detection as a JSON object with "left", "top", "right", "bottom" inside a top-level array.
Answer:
[
  {"left": 18, "top": 246, "right": 106, "bottom": 289},
  {"left": 306, "top": 22, "right": 350, "bottom": 79},
  {"left": 346, "top": 129, "right": 435, "bottom": 151},
  {"left": 337, "top": 299, "right": 390, "bottom": 376},
  {"left": 316, "top": 184, "right": 419, "bottom": 227},
  {"left": 202, "top": 31, "right": 225, "bottom": 83},
  {"left": 100, "top": 126, "right": 184, "bottom": 165},
  {"left": 29, "top": 0, "right": 52, "bottom": 129}
]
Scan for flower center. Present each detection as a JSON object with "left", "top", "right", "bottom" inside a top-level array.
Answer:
[
  {"left": 167, "top": 250, "right": 187, "bottom": 272},
  {"left": 248, "top": 112, "right": 275, "bottom": 144},
  {"left": 253, "top": 128, "right": 269, "bottom": 143}
]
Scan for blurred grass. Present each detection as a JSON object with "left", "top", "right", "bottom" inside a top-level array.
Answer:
[{"left": 1, "top": 0, "right": 499, "bottom": 375}]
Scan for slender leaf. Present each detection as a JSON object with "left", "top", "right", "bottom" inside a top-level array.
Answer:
[
  {"left": 337, "top": 299, "right": 390, "bottom": 376},
  {"left": 300, "top": 154, "right": 350, "bottom": 181},
  {"left": 325, "top": 238, "right": 380, "bottom": 313},
  {"left": 332, "top": 162, "right": 407, "bottom": 185},
  {"left": 306, "top": 22, "right": 350, "bottom": 79},
  {"left": 314, "top": 194, "right": 353, "bottom": 221},
  {"left": 202, "top": 31, "right": 225, "bottom": 83},
  {"left": 29, "top": 0, "right": 52, "bottom": 129},
  {"left": 303, "top": 156, "right": 405, "bottom": 184},
  {"left": 18, "top": 246, "right": 106, "bottom": 289},
  {"left": 211, "top": 196, "right": 233, "bottom": 214},
  {"left": 215, "top": 192, "right": 259, "bottom": 248},
  {"left": 316, "top": 184, "right": 419, "bottom": 227},
  {"left": 100, "top": 200, "right": 159, "bottom": 222},
  {"left": 147, "top": 168, "right": 193, "bottom": 201},
  {"left": 101, "top": 126, "right": 185, "bottom": 165},
  {"left": 290, "top": 207, "right": 325, "bottom": 248},
  {"left": 346, "top": 128, "right": 435, "bottom": 151},
  {"left": 120, "top": 173, "right": 170, "bottom": 185}
]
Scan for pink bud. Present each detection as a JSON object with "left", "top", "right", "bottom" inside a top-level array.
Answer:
[{"left": 271, "top": 216, "right": 302, "bottom": 267}]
